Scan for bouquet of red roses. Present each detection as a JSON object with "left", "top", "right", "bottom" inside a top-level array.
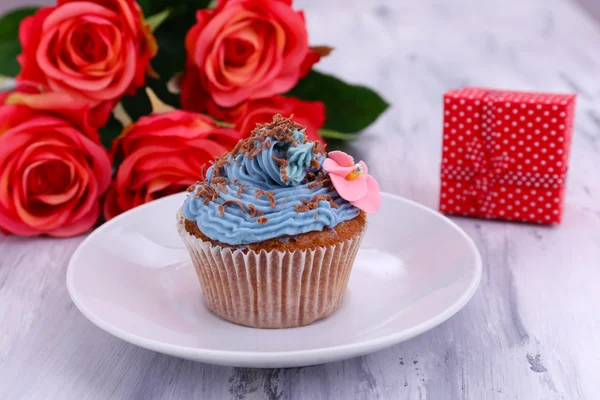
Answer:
[{"left": 0, "top": 0, "right": 387, "bottom": 237}]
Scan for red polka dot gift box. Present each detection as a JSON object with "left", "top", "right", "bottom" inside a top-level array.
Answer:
[{"left": 439, "top": 87, "right": 576, "bottom": 224}]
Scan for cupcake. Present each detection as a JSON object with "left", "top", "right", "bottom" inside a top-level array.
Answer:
[{"left": 177, "top": 114, "right": 381, "bottom": 328}]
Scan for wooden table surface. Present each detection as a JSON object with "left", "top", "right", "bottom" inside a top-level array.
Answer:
[{"left": 2, "top": 0, "right": 600, "bottom": 399}]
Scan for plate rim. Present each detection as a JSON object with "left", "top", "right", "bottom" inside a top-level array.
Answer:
[{"left": 66, "top": 191, "right": 482, "bottom": 366}]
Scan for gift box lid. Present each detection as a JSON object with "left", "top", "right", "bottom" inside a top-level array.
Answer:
[{"left": 442, "top": 88, "right": 576, "bottom": 185}]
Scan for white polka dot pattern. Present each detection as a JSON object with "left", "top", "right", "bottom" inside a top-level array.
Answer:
[{"left": 439, "top": 87, "right": 576, "bottom": 224}]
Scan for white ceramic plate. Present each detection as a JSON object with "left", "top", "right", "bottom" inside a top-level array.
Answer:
[{"left": 67, "top": 192, "right": 481, "bottom": 368}]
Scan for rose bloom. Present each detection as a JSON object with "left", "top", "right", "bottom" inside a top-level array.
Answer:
[
  {"left": 16, "top": 0, "right": 157, "bottom": 128},
  {"left": 234, "top": 96, "right": 325, "bottom": 141},
  {"left": 104, "top": 110, "right": 242, "bottom": 220},
  {"left": 0, "top": 105, "right": 111, "bottom": 237},
  {"left": 181, "top": 0, "right": 319, "bottom": 113},
  {"left": 3, "top": 83, "right": 102, "bottom": 142}
]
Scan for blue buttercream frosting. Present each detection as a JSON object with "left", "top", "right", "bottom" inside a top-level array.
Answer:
[{"left": 182, "top": 116, "right": 359, "bottom": 245}]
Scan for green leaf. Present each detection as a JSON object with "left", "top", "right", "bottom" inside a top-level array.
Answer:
[
  {"left": 318, "top": 128, "right": 360, "bottom": 141},
  {"left": 120, "top": 87, "right": 152, "bottom": 121},
  {"left": 137, "top": 0, "right": 152, "bottom": 16},
  {"left": 148, "top": 0, "right": 212, "bottom": 81},
  {"left": 118, "top": 79, "right": 179, "bottom": 122},
  {"left": 144, "top": 0, "right": 211, "bottom": 16},
  {"left": 99, "top": 115, "right": 124, "bottom": 151},
  {"left": 286, "top": 69, "right": 389, "bottom": 134},
  {"left": 152, "top": 29, "right": 187, "bottom": 81},
  {"left": 146, "top": 8, "right": 171, "bottom": 33},
  {"left": 0, "top": 7, "right": 39, "bottom": 77}
]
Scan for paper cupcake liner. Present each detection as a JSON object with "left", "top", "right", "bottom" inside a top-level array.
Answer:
[{"left": 176, "top": 212, "right": 365, "bottom": 328}]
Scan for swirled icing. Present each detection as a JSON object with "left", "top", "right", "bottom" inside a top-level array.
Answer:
[{"left": 182, "top": 116, "right": 359, "bottom": 245}]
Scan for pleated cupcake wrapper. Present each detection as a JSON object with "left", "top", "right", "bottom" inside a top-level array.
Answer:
[{"left": 176, "top": 213, "right": 365, "bottom": 328}]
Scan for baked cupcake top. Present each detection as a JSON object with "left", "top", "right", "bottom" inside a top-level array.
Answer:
[{"left": 182, "top": 115, "right": 379, "bottom": 245}]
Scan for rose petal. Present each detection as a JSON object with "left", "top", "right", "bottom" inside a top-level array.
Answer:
[
  {"left": 268, "top": 3, "right": 308, "bottom": 69},
  {"left": 102, "top": 184, "right": 121, "bottom": 220},
  {"left": 13, "top": 190, "right": 71, "bottom": 231},
  {"left": 114, "top": 0, "right": 138, "bottom": 34},
  {"left": 0, "top": 205, "right": 41, "bottom": 236},
  {"left": 194, "top": 7, "right": 249, "bottom": 66},
  {"left": 78, "top": 134, "right": 111, "bottom": 194},
  {"left": 245, "top": 68, "right": 298, "bottom": 101},
  {"left": 351, "top": 175, "right": 381, "bottom": 214},
  {"left": 145, "top": 177, "right": 178, "bottom": 195},
  {"left": 43, "top": 3, "right": 117, "bottom": 30},
  {"left": 48, "top": 201, "right": 99, "bottom": 237},
  {"left": 329, "top": 173, "right": 368, "bottom": 202},
  {"left": 87, "top": 40, "right": 136, "bottom": 100},
  {"left": 0, "top": 154, "right": 22, "bottom": 211}
]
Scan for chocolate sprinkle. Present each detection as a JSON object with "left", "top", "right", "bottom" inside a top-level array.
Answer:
[
  {"left": 211, "top": 176, "right": 227, "bottom": 185},
  {"left": 257, "top": 216, "right": 268, "bottom": 224},
  {"left": 312, "top": 140, "right": 326, "bottom": 155},
  {"left": 295, "top": 194, "right": 339, "bottom": 213},
  {"left": 217, "top": 183, "right": 228, "bottom": 194},
  {"left": 313, "top": 194, "right": 339, "bottom": 209},
  {"left": 237, "top": 183, "right": 245, "bottom": 198},
  {"left": 272, "top": 155, "right": 288, "bottom": 167},
  {"left": 272, "top": 154, "right": 290, "bottom": 183},
  {"left": 196, "top": 184, "right": 216, "bottom": 201},
  {"left": 295, "top": 204, "right": 310, "bottom": 213},
  {"left": 248, "top": 137, "right": 267, "bottom": 158},
  {"left": 221, "top": 199, "right": 247, "bottom": 214},
  {"left": 308, "top": 178, "right": 330, "bottom": 189},
  {"left": 186, "top": 182, "right": 197, "bottom": 193},
  {"left": 228, "top": 114, "right": 306, "bottom": 160},
  {"left": 209, "top": 157, "right": 230, "bottom": 178},
  {"left": 255, "top": 189, "right": 276, "bottom": 208},
  {"left": 231, "top": 140, "right": 243, "bottom": 156}
]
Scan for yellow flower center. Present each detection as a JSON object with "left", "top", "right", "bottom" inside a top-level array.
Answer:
[{"left": 345, "top": 163, "right": 365, "bottom": 180}]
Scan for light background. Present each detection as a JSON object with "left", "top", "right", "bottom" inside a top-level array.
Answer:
[{"left": 2, "top": 0, "right": 600, "bottom": 21}]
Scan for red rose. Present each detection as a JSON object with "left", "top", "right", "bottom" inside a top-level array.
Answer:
[
  {"left": 181, "top": 0, "right": 318, "bottom": 113},
  {"left": 0, "top": 104, "right": 111, "bottom": 237},
  {"left": 104, "top": 110, "right": 242, "bottom": 219},
  {"left": 3, "top": 83, "right": 106, "bottom": 142},
  {"left": 16, "top": 0, "right": 157, "bottom": 128},
  {"left": 235, "top": 96, "right": 326, "bottom": 141}
]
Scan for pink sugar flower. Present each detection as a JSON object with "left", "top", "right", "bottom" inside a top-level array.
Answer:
[{"left": 323, "top": 151, "right": 381, "bottom": 214}]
